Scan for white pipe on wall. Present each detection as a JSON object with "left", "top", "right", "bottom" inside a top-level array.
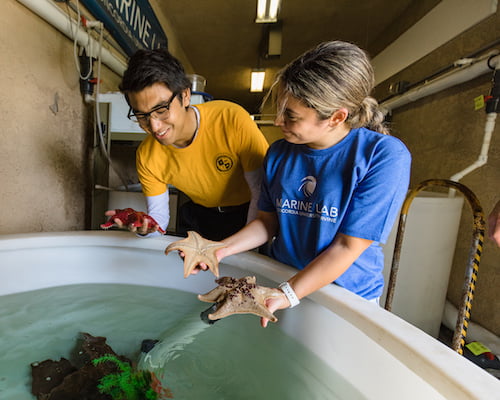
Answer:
[
  {"left": 379, "top": 51, "right": 500, "bottom": 185},
  {"left": 16, "top": 0, "right": 127, "bottom": 76},
  {"left": 449, "top": 57, "right": 500, "bottom": 184},
  {"left": 450, "top": 112, "right": 498, "bottom": 182},
  {"left": 381, "top": 51, "right": 500, "bottom": 114}
]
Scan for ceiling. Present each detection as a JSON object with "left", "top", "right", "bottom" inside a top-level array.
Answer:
[{"left": 155, "top": 0, "right": 441, "bottom": 114}]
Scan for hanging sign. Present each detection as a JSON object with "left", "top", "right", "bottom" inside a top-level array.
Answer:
[{"left": 80, "top": 0, "right": 168, "bottom": 56}]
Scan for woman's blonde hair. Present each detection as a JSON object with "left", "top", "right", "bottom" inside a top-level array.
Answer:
[{"left": 265, "top": 40, "right": 389, "bottom": 135}]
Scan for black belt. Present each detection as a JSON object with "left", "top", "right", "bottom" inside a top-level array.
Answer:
[{"left": 206, "top": 203, "right": 249, "bottom": 213}]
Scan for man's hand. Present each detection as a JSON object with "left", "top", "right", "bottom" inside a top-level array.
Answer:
[{"left": 101, "top": 208, "right": 165, "bottom": 235}]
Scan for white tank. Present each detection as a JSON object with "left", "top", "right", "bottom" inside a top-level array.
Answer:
[{"left": 381, "top": 191, "right": 464, "bottom": 338}]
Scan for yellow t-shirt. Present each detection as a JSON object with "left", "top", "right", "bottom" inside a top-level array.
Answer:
[{"left": 136, "top": 100, "right": 269, "bottom": 208}]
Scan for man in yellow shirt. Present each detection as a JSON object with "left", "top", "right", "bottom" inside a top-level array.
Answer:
[{"left": 115, "top": 49, "right": 269, "bottom": 240}]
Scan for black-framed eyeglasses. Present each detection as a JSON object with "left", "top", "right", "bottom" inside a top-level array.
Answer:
[{"left": 127, "top": 91, "right": 179, "bottom": 125}]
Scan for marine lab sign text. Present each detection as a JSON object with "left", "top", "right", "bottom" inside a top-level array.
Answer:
[{"left": 80, "top": 0, "right": 168, "bottom": 56}]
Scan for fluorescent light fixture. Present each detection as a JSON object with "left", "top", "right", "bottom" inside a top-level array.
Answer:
[
  {"left": 250, "top": 69, "right": 266, "bottom": 92},
  {"left": 256, "top": 0, "right": 281, "bottom": 23}
]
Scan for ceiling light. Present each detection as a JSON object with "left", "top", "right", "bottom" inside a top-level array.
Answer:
[
  {"left": 256, "top": 0, "right": 281, "bottom": 23},
  {"left": 250, "top": 69, "right": 266, "bottom": 92}
]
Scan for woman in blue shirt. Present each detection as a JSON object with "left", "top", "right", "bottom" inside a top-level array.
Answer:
[{"left": 198, "top": 41, "right": 411, "bottom": 326}]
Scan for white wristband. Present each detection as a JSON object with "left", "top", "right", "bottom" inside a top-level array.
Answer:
[{"left": 278, "top": 282, "right": 300, "bottom": 308}]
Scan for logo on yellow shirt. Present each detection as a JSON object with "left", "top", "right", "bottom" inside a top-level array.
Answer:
[{"left": 215, "top": 154, "right": 234, "bottom": 172}]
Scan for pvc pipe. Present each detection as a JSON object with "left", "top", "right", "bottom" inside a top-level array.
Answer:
[
  {"left": 379, "top": 48, "right": 500, "bottom": 186},
  {"left": 450, "top": 112, "right": 497, "bottom": 182},
  {"left": 16, "top": 0, "right": 127, "bottom": 76},
  {"left": 381, "top": 51, "right": 500, "bottom": 114},
  {"left": 448, "top": 60, "right": 499, "bottom": 187}
]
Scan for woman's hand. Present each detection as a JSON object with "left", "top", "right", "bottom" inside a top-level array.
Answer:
[
  {"left": 260, "top": 294, "right": 290, "bottom": 328},
  {"left": 177, "top": 245, "right": 228, "bottom": 276}
]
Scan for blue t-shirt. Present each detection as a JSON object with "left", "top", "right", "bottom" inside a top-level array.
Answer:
[{"left": 258, "top": 127, "right": 411, "bottom": 299}]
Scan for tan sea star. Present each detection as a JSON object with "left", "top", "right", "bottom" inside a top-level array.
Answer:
[
  {"left": 198, "top": 276, "right": 285, "bottom": 322},
  {"left": 164, "top": 231, "right": 226, "bottom": 278}
]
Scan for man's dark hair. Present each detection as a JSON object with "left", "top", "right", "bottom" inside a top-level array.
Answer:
[{"left": 119, "top": 48, "right": 192, "bottom": 100}]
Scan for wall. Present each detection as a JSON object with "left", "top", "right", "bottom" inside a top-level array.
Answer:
[
  {"left": 0, "top": 1, "right": 117, "bottom": 233},
  {"left": 0, "top": 1, "right": 191, "bottom": 234},
  {"left": 376, "top": 12, "right": 500, "bottom": 335},
  {"left": 150, "top": 0, "right": 193, "bottom": 73}
]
